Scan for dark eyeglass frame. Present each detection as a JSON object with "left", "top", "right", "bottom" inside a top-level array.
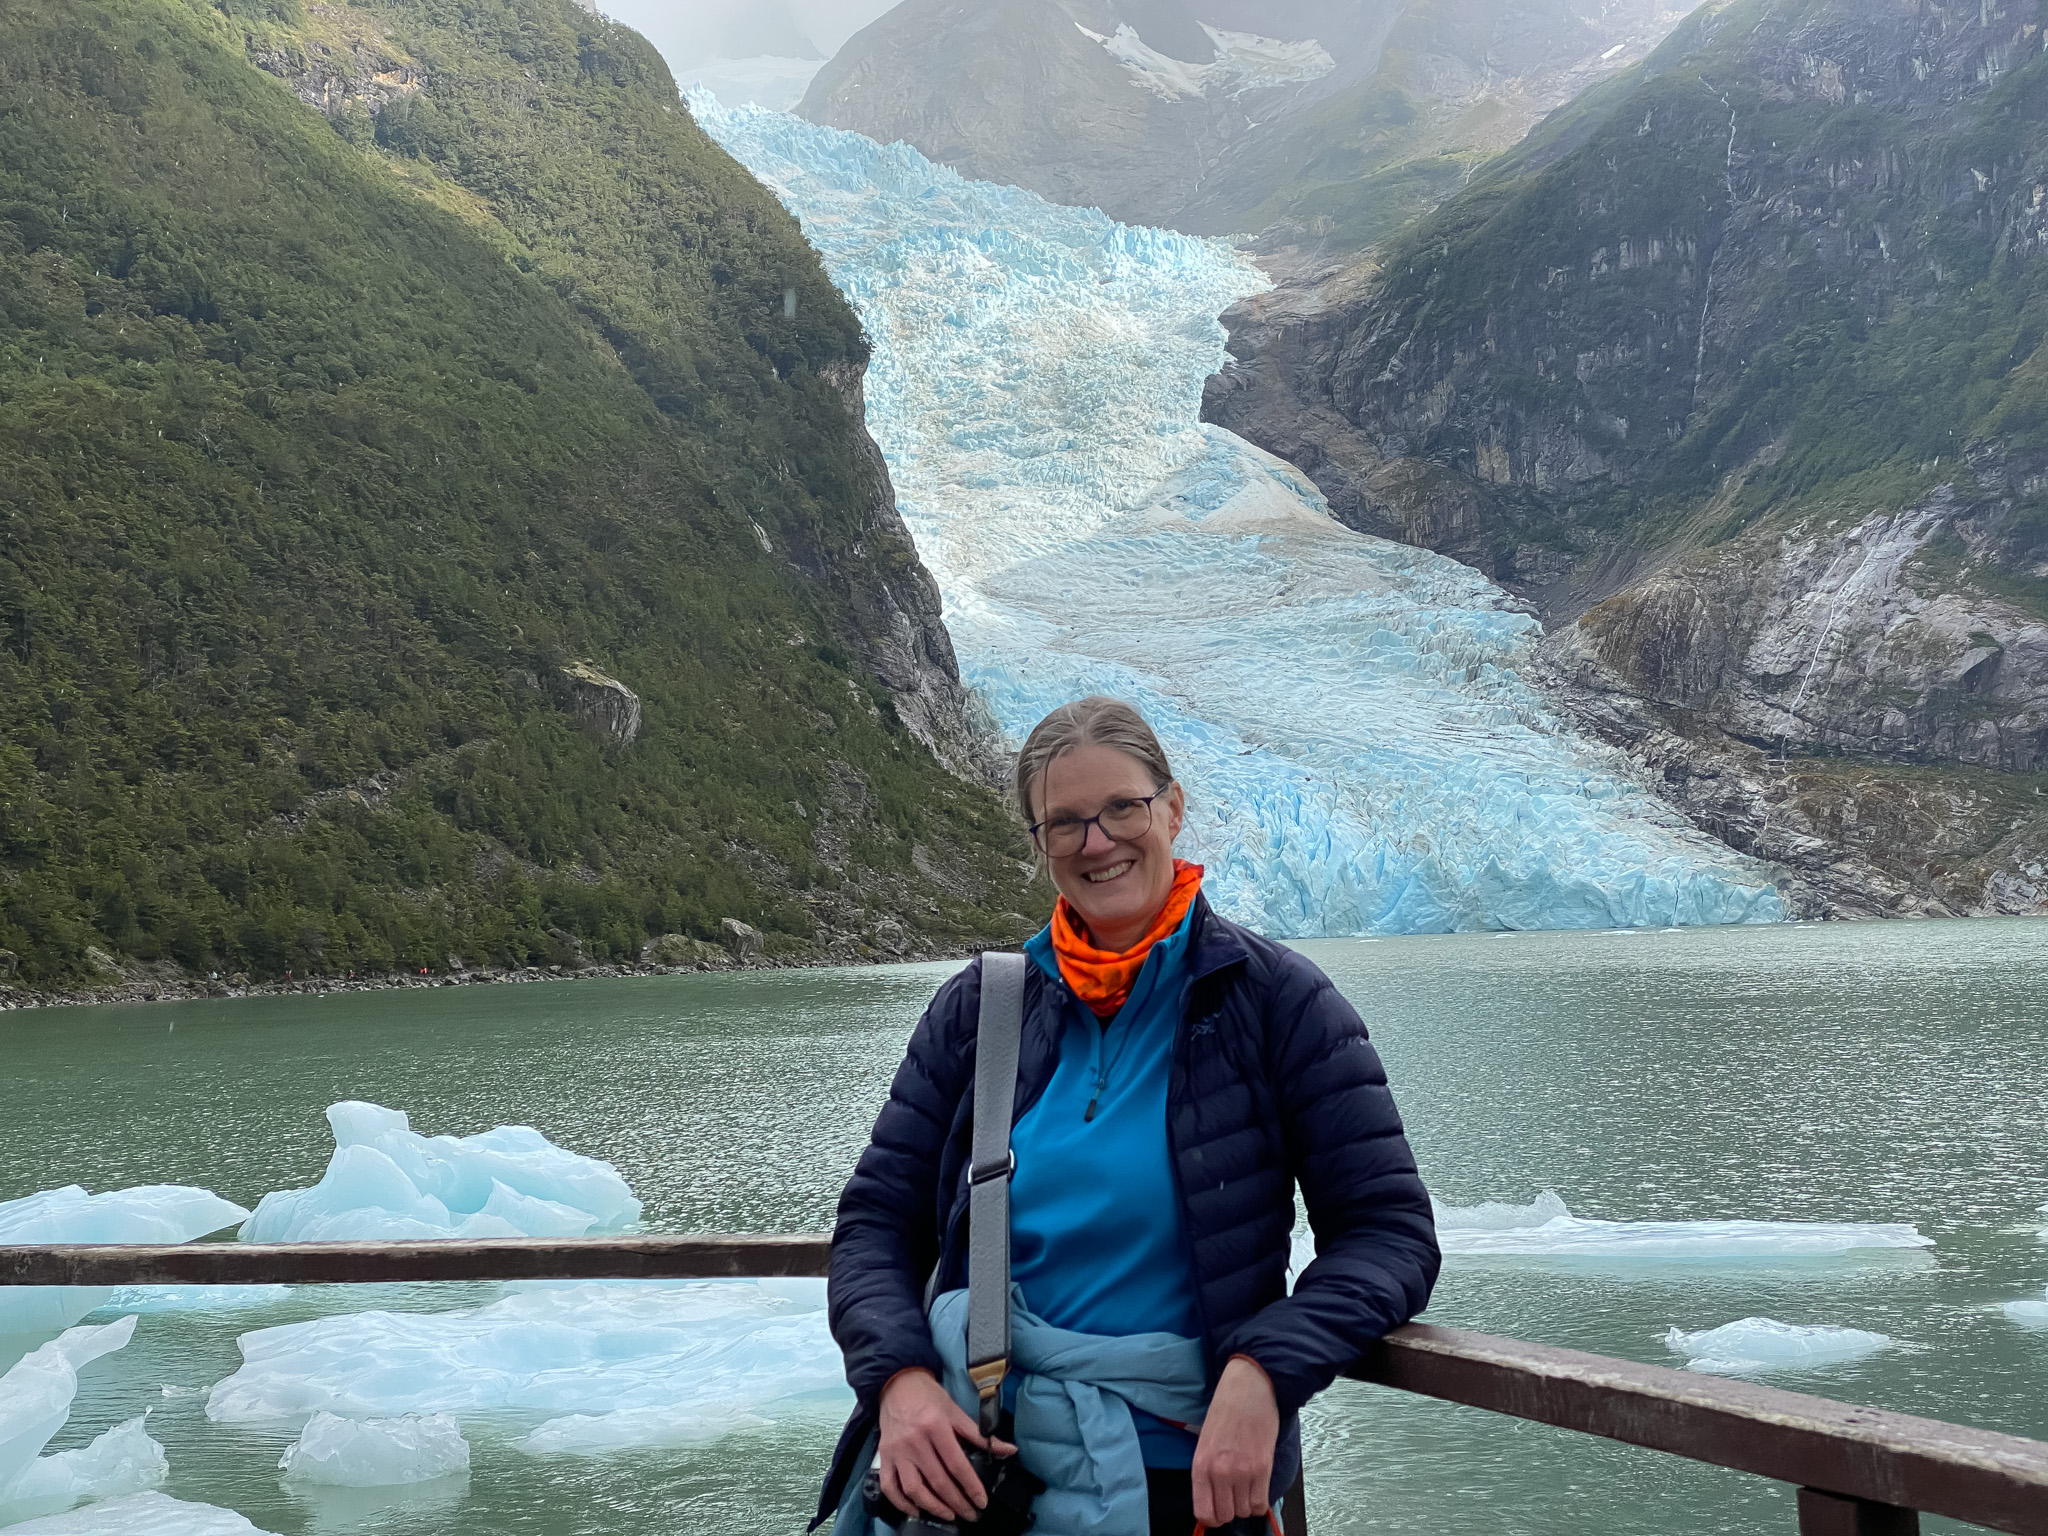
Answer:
[{"left": 1028, "top": 783, "right": 1173, "bottom": 857}]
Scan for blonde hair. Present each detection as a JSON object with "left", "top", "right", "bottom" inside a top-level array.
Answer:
[{"left": 1014, "top": 697, "right": 1175, "bottom": 825}]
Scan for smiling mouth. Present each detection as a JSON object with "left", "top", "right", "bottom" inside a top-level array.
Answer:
[{"left": 1084, "top": 860, "right": 1136, "bottom": 884}]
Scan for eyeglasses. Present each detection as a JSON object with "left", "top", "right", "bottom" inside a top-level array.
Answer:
[{"left": 1028, "top": 784, "right": 1172, "bottom": 858}]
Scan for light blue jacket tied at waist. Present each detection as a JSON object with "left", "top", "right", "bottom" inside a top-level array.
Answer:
[{"left": 831, "top": 1285, "right": 1208, "bottom": 1536}]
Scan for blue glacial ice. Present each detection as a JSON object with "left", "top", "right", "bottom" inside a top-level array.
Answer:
[
  {"left": 1, "top": 1492, "right": 279, "bottom": 1535},
  {"left": 1429, "top": 1191, "right": 1932, "bottom": 1260},
  {"left": 205, "top": 1279, "right": 847, "bottom": 1454},
  {"left": 239, "top": 1102, "right": 641, "bottom": 1243},
  {"left": 0, "top": 1187, "right": 249, "bottom": 1336},
  {"left": 94, "top": 1288, "right": 293, "bottom": 1315},
  {"left": 1664, "top": 1318, "right": 1895, "bottom": 1375},
  {"left": 0, "top": 1315, "right": 168, "bottom": 1522},
  {"left": 691, "top": 96, "right": 1787, "bottom": 935},
  {"left": 277, "top": 1413, "right": 469, "bottom": 1487}
]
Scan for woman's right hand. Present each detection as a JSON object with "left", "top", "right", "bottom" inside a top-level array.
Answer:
[{"left": 876, "top": 1368, "right": 1017, "bottom": 1524}]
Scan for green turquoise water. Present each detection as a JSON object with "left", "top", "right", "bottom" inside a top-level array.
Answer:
[{"left": 2, "top": 917, "right": 2045, "bottom": 1534}]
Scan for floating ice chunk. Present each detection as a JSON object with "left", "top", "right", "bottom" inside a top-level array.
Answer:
[
  {"left": 99, "top": 1287, "right": 293, "bottom": 1314},
  {"left": 2003, "top": 1287, "right": 2048, "bottom": 1329},
  {"left": 238, "top": 1102, "right": 640, "bottom": 1243},
  {"left": 1665, "top": 1317, "right": 1895, "bottom": 1375},
  {"left": 1431, "top": 1191, "right": 1933, "bottom": 1259},
  {"left": 0, "top": 1315, "right": 138, "bottom": 1494},
  {"left": 207, "top": 1280, "right": 849, "bottom": 1454},
  {"left": 278, "top": 1412, "right": 469, "bottom": 1486},
  {"left": 0, "top": 1187, "right": 249, "bottom": 1335},
  {"left": 4, "top": 1414, "right": 167, "bottom": 1504},
  {"left": 0, "top": 1491, "right": 279, "bottom": 1534}
]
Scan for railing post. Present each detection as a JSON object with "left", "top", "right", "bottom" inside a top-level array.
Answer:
[
  {"left": 1797, "top": 1488, "right": 1920, "bottom": 1536},
  {"left": 1280, "top": 1466, "right": 1307, "bottom": 1536}
]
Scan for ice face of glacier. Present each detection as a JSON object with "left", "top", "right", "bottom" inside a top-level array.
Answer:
[
  {"left": 206, "top": 1279, "right": 847, "bottom": 1455},
  {"left": 0, "top": 1187, "right": 249, "bottom": 1336},
  {"left": 238, "top": 1102, "right": 641, "bottom": 1243},
  {"left": 0, "top": 1491, "right": 279, "bottom": 1535},
  {"left": 1664, "top": 1318, "right": 1895, "bottom": 1375},
  {"left": 1430, "top": 1191, "right": 1933, "bottom": 1260},
  {"left": 278, "top": 1413, "right": 470, "bottom": 1487},
  {"left": 0, "top": 1316, "right": 141, "bottom": 1503},
  {"left": 691, "top": 97, "right": 1786, "bottom": 934}
]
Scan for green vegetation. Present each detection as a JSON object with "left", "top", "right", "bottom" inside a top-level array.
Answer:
[
  {"left": 1355, "top": 0, "right": 2048, "bottom": 560},
  {"left": 0, "top": 0, "right": 1034, "bottom": 987}
]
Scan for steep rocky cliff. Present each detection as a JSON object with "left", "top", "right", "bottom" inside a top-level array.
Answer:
[{"left": 1209, "top": 0, "right": 2048, "bottom": 915}]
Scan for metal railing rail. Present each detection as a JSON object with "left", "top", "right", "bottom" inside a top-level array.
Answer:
[{"left": 4, "top": 1235, "right": 2044, "bottom": 1536}]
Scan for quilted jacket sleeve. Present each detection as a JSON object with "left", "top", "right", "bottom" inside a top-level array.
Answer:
[
  {"left": 1220, "top": 954, "right": 1440, "bottom": 1418},
  {"left": 827, "top": 960, "right": 979, "bottom": 1411}
]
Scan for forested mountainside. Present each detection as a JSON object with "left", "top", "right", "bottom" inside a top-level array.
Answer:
[
  {"left": 1208, "top": 0, "right": 2048, "bottom": 916},
  {"left": 0, "top": 0, "right": 1038, "bottom": 991},
  {"left": 799, "top": 0, "right": 1686, "bottom": 237}
]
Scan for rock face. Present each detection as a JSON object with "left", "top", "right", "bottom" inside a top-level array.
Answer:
[
  {"left": 556, "top": 663, "right": 642, "bottom": 745},
  {"left": 800, "top": 0, "right": 1689, "bottom": 236},
  {"left": 1208, "top": 0, "right": 2048, "bottom": 916}
]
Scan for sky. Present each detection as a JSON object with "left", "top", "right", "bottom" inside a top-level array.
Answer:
[{"left": 601, "top": 0, "right": 900, "bottom": 67}]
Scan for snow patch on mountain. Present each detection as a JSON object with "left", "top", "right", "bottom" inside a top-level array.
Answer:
[
  {"left": 693, "top": 97, "right": 1785, "bottom": 934},
  {"left": 1074, "top": 22, "right": 1334, "bottom": 101}
]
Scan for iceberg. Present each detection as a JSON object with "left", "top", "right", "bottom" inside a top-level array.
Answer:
[
  {"left": 207, "top": 1279, "right": 848, "bottom": 1454},
  {"left": 691, "top": 97, "right": 1786, "bottom": 935},
  {"left": 1664, "top": 1317, "right": 1895, "bottom": 1375},
  {"left": 278, "top": 1412, "right": 469, "bottom": 1486},
  {"left": 238, "top": 1101, "right": 641, "bottom": 1243},
  {"left": 1431, "top": 1191, "right": 1933, "bottom": 1259},
  {"left": 0, "top": 1491, "right": 279, "bottom": 1535},
  {"left": 0, "top": 1315, "right": 152, "bottom": 1512},
  {"left": 2003, "top": 1287, "right": 2048, "bottom": 1328},
  {"left": 3, "top": 1415, "right": 167, "bottom": 1506},
  {"left": 0, "top": 1186, "right": 249, "bottom": 1335},
  {"left": 96, "top": 1287, "right": 293, "bottom": 1314}
]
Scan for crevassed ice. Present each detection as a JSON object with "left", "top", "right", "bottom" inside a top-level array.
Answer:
[
  {"left": 0, "top": 1186, "right": 249, "bottom": 1335},
  {"left": 1430, "top": 1191, "right": 1932, "bottom": 1259},
  {"left": 206, "top": 1280, "right": 847, "bottom": 1455},
  {"left": 0, "top": 1491, "right": 278, "bottom": 1535},
  {"left": 1664, "top": 1317, "right": 1895, "bottom": 1375},
  {"left": 0, "top": 1316, "right": 151, "bottom": 1510},
  {"left": 278, "top": 1412, "right": 469, "bottom": 1487},
  {"left": 238, "top": 1102, "right": 640, "bottom": 1243},
  {"left": 691, "top": 98, "right": 1786, "bottom": 935}
]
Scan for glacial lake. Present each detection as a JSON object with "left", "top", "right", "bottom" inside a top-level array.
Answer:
[{"left": 3, "top": 917, "right": 2046, "bottom": 1535}]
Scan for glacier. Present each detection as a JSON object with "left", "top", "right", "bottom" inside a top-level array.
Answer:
[
  {"left": 691, "top": 98, "right": 1786, "bottom": 935},
  {"left": 1, "top": 1492, "right": 278, "bottom": 1535},
  {"left": 278, "top": 1412, "right": 469, "bottom": 1487},
  {"left": 239, "top": 1102, "right": 641, "bottom": 1243},
  {"left": 1663, "top": 1318, "right": 1895, "bottom": 1375},
  {"left": 1430, "top": 1191, "right": 1933, "bottom": 1260},
  {"left": 206, "top": 1279, "right": 848, "bottom": 1454},
  {"left": 0, "top": 1186, "right": 249, "bottom": 1335}
]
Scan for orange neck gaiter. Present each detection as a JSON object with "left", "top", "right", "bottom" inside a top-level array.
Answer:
[{"left": 1050, "top": 859, "right": 1204, "bottom": 1018}]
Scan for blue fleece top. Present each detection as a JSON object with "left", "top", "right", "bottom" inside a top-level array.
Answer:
[{"left": 1012, "top": 902, "right": 1202, "bottom": 1467}]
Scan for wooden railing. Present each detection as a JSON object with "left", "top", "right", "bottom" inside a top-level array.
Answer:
[{"left": 5, "top": 1235, "right": 2045, "bottom": 1536}]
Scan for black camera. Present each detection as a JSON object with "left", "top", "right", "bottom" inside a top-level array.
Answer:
[{"left": 860, "top": 1428, "right": 1042, "bottom": 1536}]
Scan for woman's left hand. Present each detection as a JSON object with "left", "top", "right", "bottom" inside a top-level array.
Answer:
[{"left": 1191, "top": 1354, "right": 1278, "bottom": 1529}]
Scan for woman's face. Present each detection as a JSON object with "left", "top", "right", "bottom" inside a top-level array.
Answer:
[{"left": 1033, "top": 742, "right": 1186, "bottom": 951}]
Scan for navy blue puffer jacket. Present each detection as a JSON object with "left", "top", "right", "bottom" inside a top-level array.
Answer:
[{"left": 815, "top": 894, "right": 1439, "bottom": 1526}]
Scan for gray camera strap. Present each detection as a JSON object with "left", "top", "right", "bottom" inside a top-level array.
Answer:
[{"left": 965, "top": 950, "right": 1026, "bottom": 1439}]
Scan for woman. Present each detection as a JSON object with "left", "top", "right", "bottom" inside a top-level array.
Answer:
[{"left": 818, "top": 698, "right": 1438, "bottom": 1534}]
